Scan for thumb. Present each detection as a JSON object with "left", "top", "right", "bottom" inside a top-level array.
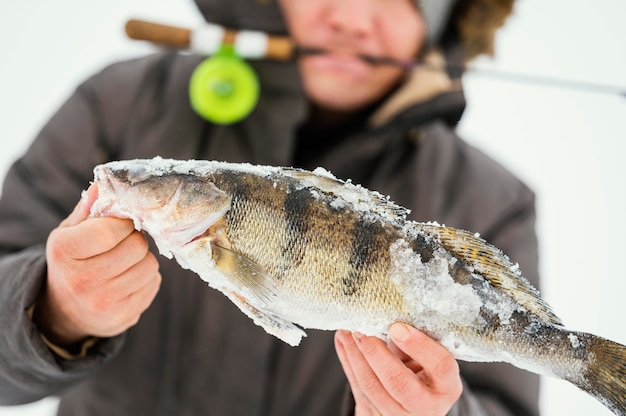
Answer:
[
  {"left": 60, "top": 183, "right": 99, "bottom": 227},
  {"left": 389, "top": 322, "right": 412, "bottom": 344}
]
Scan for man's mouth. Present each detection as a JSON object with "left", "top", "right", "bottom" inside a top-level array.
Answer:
[
  {"left": 297, "top": 46, "right": 413, "bottom": 70},
  {"left": 302, "top": 50, "right": 373, "bottom": 79}
]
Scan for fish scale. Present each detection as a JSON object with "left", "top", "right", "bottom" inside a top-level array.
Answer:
[
  {"left": 220, "top": 172, "right": 400, "bottom": 314},
  {"left": 90, "top": 157, "right": 626, "bottom": 415}
]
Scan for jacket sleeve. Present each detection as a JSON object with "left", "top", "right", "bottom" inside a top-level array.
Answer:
[
  {"left": 0, "top": 245, "right": 126, "bottom": 405},
  {"left": 0, "top": 56, "right": 152, "bottom": 404}
]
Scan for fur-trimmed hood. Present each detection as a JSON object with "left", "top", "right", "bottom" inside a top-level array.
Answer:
[
  {"left": 190, "top": 0, "right": 516, "bottom": 126},
  {"left": 445, "top": 0, "right": 516, "bottom": 60}
]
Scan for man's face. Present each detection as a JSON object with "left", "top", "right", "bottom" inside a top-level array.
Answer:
[{"left": 279, "top": 0, "right": 426, "bottom": 112}]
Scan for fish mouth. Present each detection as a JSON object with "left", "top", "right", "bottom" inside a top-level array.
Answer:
[{"left": 89, "top": 167, "right": 125, "bottom": 218}]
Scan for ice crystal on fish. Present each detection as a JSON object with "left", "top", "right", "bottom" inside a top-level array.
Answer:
[
  {"left": 569, "top": 333, "right": 582, "bottom": 349},
  {"left": 389, "top": 239, "right": 483, "bottom": 332}
]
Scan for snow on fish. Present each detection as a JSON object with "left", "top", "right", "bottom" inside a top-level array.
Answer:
[{"left": 90, "top": 157, "right": 626, "bottom": 415}]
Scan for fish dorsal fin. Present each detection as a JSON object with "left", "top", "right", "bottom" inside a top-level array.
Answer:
[
  {"left": 417, "top": 223, "right": 563, "bottom": 326},
  {"left": 211, "top": 243, "right": 277, "bottom": 305},
  {"left": 282, "top": 168, "right": 410, "bottom": 220}
]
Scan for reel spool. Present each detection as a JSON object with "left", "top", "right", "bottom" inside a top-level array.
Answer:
[
  {"left": 189, "top": 45, "right": 259, "bottom": 124},
  {"left": 126, "top": 19, "right": 295, "bottom": 125}
]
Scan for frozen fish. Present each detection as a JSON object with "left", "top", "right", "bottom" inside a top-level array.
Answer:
[{"left": 90, "top": 157, "right": 626, "bottom": 415}]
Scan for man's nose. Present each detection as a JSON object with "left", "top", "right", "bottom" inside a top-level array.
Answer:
[{"left": 327, "top": 0, "right": 375, "bottom": 39}]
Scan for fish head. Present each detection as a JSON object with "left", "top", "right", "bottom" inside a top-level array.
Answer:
[{"left": 91, "top": 160, "right": 232, "bottom": 251}]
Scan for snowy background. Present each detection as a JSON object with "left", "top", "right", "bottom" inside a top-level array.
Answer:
[{"left": 1, "top": 0, "right": 624, "bottom": 415}]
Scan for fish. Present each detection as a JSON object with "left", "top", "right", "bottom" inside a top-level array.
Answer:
[{"left": 89, "top": 157, "right": 626, "bottom": 415}]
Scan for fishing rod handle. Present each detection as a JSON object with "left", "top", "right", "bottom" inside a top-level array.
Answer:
[
  {"left": 125, "top": 19, "right": 191, "bottom": 48},
  {"left": 125, "top": 18, "right": 294, "bottom": 60}
]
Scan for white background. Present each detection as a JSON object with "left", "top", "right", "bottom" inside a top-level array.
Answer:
[{"left": 1, "top": 0, "right": 625, "bottom": 415}]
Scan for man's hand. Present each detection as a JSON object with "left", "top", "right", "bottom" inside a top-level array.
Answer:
[
  {"left": 34, "top": 184, "right": 162, "bottom": 347},
  {"left": 335, "top": 323, "right": 462, "bottom": 416}
]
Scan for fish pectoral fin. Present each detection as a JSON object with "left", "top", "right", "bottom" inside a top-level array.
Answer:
[
  {"left": 228, "top": 291, "right": 307, "bottom": 347},
  {"left": 210, "top": 244, "right": 307, "bottom": 345},
  {"left": 211, "top": 243, "right": 277, "bottom": 305}
]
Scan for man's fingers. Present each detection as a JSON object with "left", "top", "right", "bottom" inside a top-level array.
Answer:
[
  {"left": 353, "top": 332, "right": 422, "bottom": 410},
  {"left": 87, "top": 230, "right": 151, "bottom": 282},
  {"left": 389, "top": 323, "right": 462, "bottom": 398},
  {"left": 108, "top": 258, "right": 162, "bottom": 335},
  {"left": 60, "top": 184, "right": 99, "bottom": 228},
  {"left": 335, "top": 331, "right": 364, "bottom": 400},
  {"left": 337, "top": 331, "right": 408, "bottom": 414},
  {"left": 111, "top": 251, "right": 161, "bottom": 303},
  {"left": 335, "top": 331, "right": 386, "bottom": 416},
  {"left": 49, "top": 183, "right": 138, "bottom": 261},
  {"left": 49, "top": 216, "right": 137, "bottom": 261}
]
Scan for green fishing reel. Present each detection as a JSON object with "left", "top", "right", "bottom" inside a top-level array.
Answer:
[{"left": 189, "top": 45, "right": 260, "bottom": 124}]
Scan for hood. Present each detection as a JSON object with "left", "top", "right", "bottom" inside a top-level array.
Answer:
[
  {"left": 191, "top": 0, "right": 515, "bottom": 127},
  {"left": 443, "top": 0, "right": 516, "bottom": 60},
  {"left": 193, "top": 0, "right": 288, "bottom": 35}
]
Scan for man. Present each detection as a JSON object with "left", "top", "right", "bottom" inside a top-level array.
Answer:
[{"left": 0, "top": 0, "right": 539, "bottom": 414}]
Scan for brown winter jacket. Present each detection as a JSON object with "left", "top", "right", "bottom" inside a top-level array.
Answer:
[{"left": 0, "top": 2, "right": 540, "bottom": 415}]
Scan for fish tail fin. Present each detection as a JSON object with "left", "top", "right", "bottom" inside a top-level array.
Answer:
[{"left": 572, "top": 333, "right": 626, "bottom": 415}]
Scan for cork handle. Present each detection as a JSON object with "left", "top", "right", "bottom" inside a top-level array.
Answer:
[
  {"left": 125, "top": 19, "right": 191, "bottom": 48},
  {"left": 125, "top": 19, "right": 296, "bottom": 60}
]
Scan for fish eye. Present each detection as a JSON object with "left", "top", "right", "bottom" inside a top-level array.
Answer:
[{"left": 126, "top": 165, "right": 152, "bottom": 183}]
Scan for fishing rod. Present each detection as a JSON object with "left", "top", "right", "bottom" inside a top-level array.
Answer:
[
  {"left": 125, "top": 19, "right": 626, "bottom": 98},
  {"left": 125, "top": 18, "right": 625, "bottom": 124}
]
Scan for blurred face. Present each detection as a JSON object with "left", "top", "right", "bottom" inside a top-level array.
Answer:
[{"left": 279, "top": 0, "right": 426, "bottom": 112}]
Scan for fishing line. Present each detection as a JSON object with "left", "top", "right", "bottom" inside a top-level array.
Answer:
[
  {"left": 295, "top": 46, "right": 625, "bottom": 97},
  {"left": 457, "top": 67, "right": 626, "bottom": 97}
]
